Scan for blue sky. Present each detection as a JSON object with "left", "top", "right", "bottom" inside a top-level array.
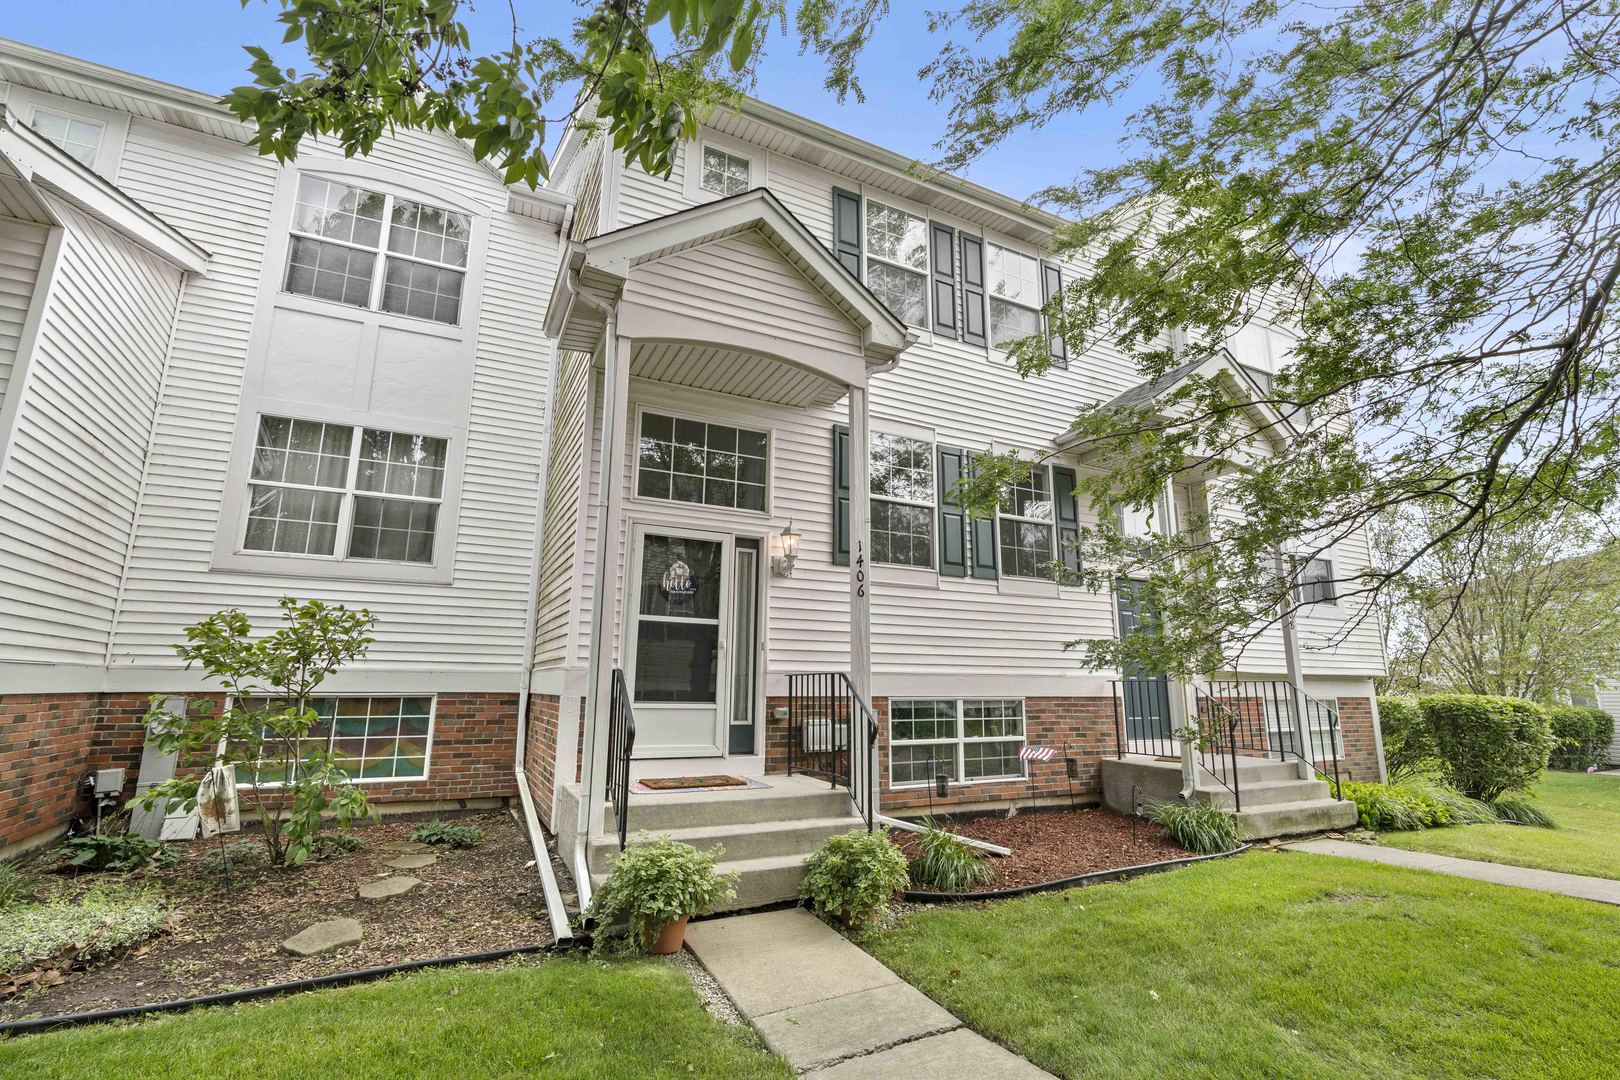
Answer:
[{"left": 6, "top": 1, "right": 1118, "bottom": 200}]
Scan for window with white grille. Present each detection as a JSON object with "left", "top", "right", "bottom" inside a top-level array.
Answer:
[{"left": 890, "top": 699, "right": 1026, "bottom": 786}]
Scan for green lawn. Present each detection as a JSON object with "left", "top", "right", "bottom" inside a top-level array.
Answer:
[
  {"left": 868, "top": 852, "right": 1620, "bottom": 1079},
  {"left": 0, "top": 957, "right": 791, "bottom": 1079},
  {"left": 1382, "top": 771, "right": 1620, "bottom": 880}
]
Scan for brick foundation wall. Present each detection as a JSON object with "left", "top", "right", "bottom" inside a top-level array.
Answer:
[
  {"left": 765, "top": 694, "right": 1122, "bottom": 813},
  {"left": 0, "top": 694, "right": 102, "bottom": 847},
  {"left": 1333, "top": 697, "right": 1381, "bottom": 782},
  {"left": 524, "top": 694, "right": 561, "bottom": 828},
  {"left": 0, "top": 690, "right": 522, "bottom": 848}
]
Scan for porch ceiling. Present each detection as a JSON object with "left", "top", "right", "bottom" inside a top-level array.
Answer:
[{"left": 632, "top": 340, "right": 847, "bottom": 407}]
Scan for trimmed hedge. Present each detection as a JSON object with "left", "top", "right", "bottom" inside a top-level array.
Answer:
[
  {"left": 1544, "top": 705, "right": 1612, "bottom": 771},
  {"left": 1423, "top": 694, "right": 1555, "bottom": 802},
  {"left": 1377, "top": 696, "right": 1434, "bottom": 780}
]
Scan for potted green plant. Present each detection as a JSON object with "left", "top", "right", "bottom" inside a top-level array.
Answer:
[
  {"left": 586, "top": 835, "right": 738, "bottom": 953},
  {"left": 801, "top": 830, "right": 909, "bottom": 931}
]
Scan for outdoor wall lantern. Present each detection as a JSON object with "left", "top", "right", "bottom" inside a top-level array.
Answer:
[{"left": 771, "top": 520, "right": 802, "bottom": 577}]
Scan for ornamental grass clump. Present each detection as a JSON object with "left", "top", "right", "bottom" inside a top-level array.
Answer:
[
  {"left": 1148, "top": 800, "right": 1240, "bottom": 854},
  {"left": 801, "top": 830, "right": 909, "bottom": 930},
  {"left": 586, "top": 835, "right": 738, "bottom": 953},
  {"left": 908, "top": 820, "right": 995, "bottom": 891},
  {"left": 1488, "top": 794, "right": 1557, "bottom": 828}
]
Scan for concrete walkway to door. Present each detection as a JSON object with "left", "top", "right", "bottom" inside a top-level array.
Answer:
[
  {"left": 684, "top": 907, "right": 1052, "bottom": 1077},
  {"left": 1285, "top": 839, "right": 1620, "bottom": 906}
]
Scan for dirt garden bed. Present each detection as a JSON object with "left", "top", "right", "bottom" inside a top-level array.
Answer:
[
  {"left": 893, "top": 806, "right": 1192, "bottom": 891},
  {"left": 1, "top": 810, "right": 550, "bottom": 1022}
]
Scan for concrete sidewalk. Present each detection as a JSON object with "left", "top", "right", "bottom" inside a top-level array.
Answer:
[
  {"left": 1285, "top": 839, "right": 1620, "bottom": 906},
  {"left": 684, "top": 907, "right": 1052, "bottom": 1077}
]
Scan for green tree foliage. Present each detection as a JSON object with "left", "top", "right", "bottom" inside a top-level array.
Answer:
[
  {"left": 243, "top": 1, "right": 1620, "bottom": 675},
  {"left": 136, "top": 597, "right": 377, "bottom": 867},
  {"left": 1544, "top": 705, "right": 1613, "bottom": 771},
  {"left": 1422, "top": 694, "right": 1556, "bottom": 802}
]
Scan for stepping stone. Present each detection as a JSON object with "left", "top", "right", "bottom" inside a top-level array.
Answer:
[
  {"left": 281, "top": 918, "right": 363, "bottom": 956},
  {"left": 380, "top": 841, "right": 431, "bottom": 853},
  {"left": 358, "top": 875, "right": 423, "bottom": 900},
  {"left": 386, "top": 853, "right": 437, "bottom": 870}
]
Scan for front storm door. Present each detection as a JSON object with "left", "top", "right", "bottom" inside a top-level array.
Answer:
[
  {"left": 628, "top": 528, "right": 732, "bottom": 757},
  {"left": 1115, "top": 580, "right": 1172, "bottom": 746}
]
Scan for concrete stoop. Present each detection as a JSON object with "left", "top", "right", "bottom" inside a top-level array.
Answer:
[
  {"left": 1101, "top": 754, "right": 1359, "bottom": 840},
  {"left": 586, "top": 775, "right": 864, "bottom": 911}
]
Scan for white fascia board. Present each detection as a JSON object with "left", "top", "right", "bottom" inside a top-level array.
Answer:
[{"left": 0, "top": 108, "right": 210, "bottom": 273}]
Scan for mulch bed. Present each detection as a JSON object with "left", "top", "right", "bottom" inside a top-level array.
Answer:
[
  {"left": 1, "top": 810, "right": 550, "bottom": 1022},
  {"left": 894, "top": 806, "right": 1191, "bottom": 891}
]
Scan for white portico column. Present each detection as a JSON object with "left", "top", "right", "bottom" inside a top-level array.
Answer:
[
  {"left": 582, "top": 324, "right": 634, "bottom": 844},
  {"left": 847, "top": 384, "right": 877, "bottom": 819},
  {"left": 1275, "top": 551, "right": 1316, "bottom": 781}
]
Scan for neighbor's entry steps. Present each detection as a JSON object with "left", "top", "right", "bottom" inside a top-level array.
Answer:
[
  {"left": 591, "top": 775, "right": 863, "bottom": 910},
  {"left": 1101, "top": 755, "right": 1358, "bottom": 838}
]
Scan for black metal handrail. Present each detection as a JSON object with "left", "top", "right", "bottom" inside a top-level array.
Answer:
[
  {"left": 786, "top": 671, "right": 878, "bottom": 831},
  {"left": 606, "top": 667, "right": 636, "bottom": 851},
  {"left": 1110, "top": 679, "right": 1242, "bottom": 806},
  {"left": 1191, "top": 687, "right": 1244, "bottom": 811},
  {"left": 1209, "top": 679, "right": 1343, "bottom": 796}
]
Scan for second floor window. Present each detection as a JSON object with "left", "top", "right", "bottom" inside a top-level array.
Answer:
[
  {"left": 987, "top": 243, "right": 1042, "bottom": 349},
  {"left": 284, "top": 175, "right": 471, "bottom": 325},
  {"left": 636, "top": 412, "right": 768, "bottom": 512},
  {"left": 865, "top": 200, "right": 928, "bottom": 327},
  {"left": 1296, "top": 557, "right": 1337, "bottom": 605},
  {"left": 999, "top": 465, "right": 1056, "bottom": 578},
  {"left": 244, "top": 415, "right": 448, "bottom": 564},
  {"left": 700, "top": 145, "right": 751, "bottom": 196},
  {"left": 31, "top": 109, "right": 103, "bottom": 168},
  {"left": 870, "top": 432, "right": 935, "bottom": 568}
]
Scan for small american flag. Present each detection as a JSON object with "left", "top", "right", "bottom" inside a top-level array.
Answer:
[{"left": 1019, "top": 745, "right": 1056, "bottom": 763}]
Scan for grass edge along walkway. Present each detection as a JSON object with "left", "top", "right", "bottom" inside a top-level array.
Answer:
[
  {"left": 1379, "top": 770, "right": 1620, "bottom": 881},
  {"left": 0, "top": 955, "right": 793, "bottom": 1080},
  {"left": 866, "top": 851, "right": 1620, "bottom": 1080}
]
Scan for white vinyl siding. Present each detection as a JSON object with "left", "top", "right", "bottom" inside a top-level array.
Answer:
[
  {"left": 0, "top": 197, "right": 183, "bottom": 664},
  {"left": 533, "top": 349, "right": 592, "bottom": 667},
  {"left": 0, "top": 220, "right": 49, "bottom": 417}
]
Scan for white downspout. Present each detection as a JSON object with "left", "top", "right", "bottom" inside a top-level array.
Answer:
[{"left": 512, "top": 331, "right": 572, "bottom": 940}]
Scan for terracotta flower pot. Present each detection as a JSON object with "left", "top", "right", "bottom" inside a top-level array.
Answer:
[{"left": 644, "top": 914, "right": 690, "bottom": 954}]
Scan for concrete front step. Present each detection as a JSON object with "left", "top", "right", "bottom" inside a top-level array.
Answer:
[
  {"left": 1196, "top": 777, "right": 1336, "bottom": 809},
  {"left": 589, "top": 815, "right": 860, "bottom": 874},
  {"left": 611, "top": 776, "right": 856, "bottom": 833},
  {"left": 1235, "top": 798, "right": 1358, "bottom": 839},
  {"left": 714, "top": 852, "right": 815, "bottom": 911}
]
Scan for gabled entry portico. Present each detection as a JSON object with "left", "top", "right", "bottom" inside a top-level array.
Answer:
[{"left": 543, "top": 189, "right": 914, "bottom": 895}]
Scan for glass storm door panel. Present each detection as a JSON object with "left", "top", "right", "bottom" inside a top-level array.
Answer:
[
  {"left": 729, "top": 539, "right": 760, "bottom": 754},
  {"left": 630, "top": 530, "right": 730, "bottom": 757},
  {"left": 1115, "top": 581, "right": 1172, "bottom": 744}
]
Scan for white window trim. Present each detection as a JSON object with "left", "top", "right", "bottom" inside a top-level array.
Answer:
[
  {"left": 984, "top": 239, "right": 1045, "bottom": 356},
  {"left": 283, "top": 176, "right": 472, "bottom": 327},
  {"left": 239, "top": 415, "right": 449, "bottom": 568},
  {"left": 14, "top": 92, "right": 130, "bottom": 181},
  {"left": 995, "top": 462, "right": 1059, "bottom": 581},
  {"left": 1296, "top": 556, "right": 1340, "bottom": 608},
  {"left": 28, "top": 106, "right": 105, "bottom": 169},
  {"left": 889, "top": 697, "right": 1028, "bottom": 789},
  {"left": 222, "top": 694, "right": 438, "bottom": 789},
  {"left": 869, "top": 428, "right": 937, "bottom": 571},
  {"left": 629, "top": 403, "right": 774, "bottom": 518},
  {"left": 861, "top": 196, "right": 931, "bottom": 331},
  {"left": 681, "top": 131, "right": 764, "bottom": 204}
]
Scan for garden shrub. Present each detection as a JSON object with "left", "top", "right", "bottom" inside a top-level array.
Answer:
[
  {"left": 801, "top": 830, "right": 909, "bottom": 930},
  {"left": 1421, "top": 694, "right": 1555, "bottom": 801},
  {"left": 586, "top": 836, "right": 738, "bottom": 952},
  {"left": 1148, "top": 800, "right": 1240, "bottom": 853},
  {"left": 907, "top": 820, "right": 995, "bottom": 891},
  {"left": 1488, "top": 794, "right": 1557, "bottom": 828},
  {"left": 58, "top": 833, "right": 164, "bottom": 872},
  {"left": 0, "top": 886, "right": 166, "bottom": 975},
  {"left": 411, "top": 819, "right": 485, "bottom": 848},
  {"left": 1377, "top": 696, "right": 1434, "bottom": 781},
  {"left": 1545, "top": 705, "right": 1612, "bottom": 771},
  {"left": 1340, "top": 781, "right": 1452, "bottom": 830}
]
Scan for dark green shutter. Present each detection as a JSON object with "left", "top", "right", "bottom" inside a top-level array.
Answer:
[
  {"left": 966, "top": 450, "right": 999, "bottom": 579},
  {"left": 1053, "top": 465, "right": 1081, "bottom": 574},
  {"left": 1041, "top": 260, "right": 1067, "bottom": 366},
  {"left": 937, "top": 445, "right": 968, "bottom": 577},
  {"left": 833, "top": 423, "right": 851, "bottom": 566},
  {"left": 930, "top": 223, "right": 957, "bottom": 338},
  {"left": 960, "top": 233, "right": 987, "bottom": 346},
  {"left": 833, "top": 189, "right": 862, "bottom": 278}
]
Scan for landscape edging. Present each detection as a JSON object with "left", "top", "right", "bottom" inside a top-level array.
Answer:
[{"left": 902, "top": 843, "right": 1254, "bottom": 902}]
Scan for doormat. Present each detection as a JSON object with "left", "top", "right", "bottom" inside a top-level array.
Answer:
[{"left": 632, "top": 776, "right": 771, "bottom": 794}]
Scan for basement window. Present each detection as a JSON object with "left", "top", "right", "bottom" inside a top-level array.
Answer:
[
  {"left": 890, "top": 698, "right": 1026, "bottom": 787},
  {"left": 231, "top": 696, "right": 434, "bottom": 785}
]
